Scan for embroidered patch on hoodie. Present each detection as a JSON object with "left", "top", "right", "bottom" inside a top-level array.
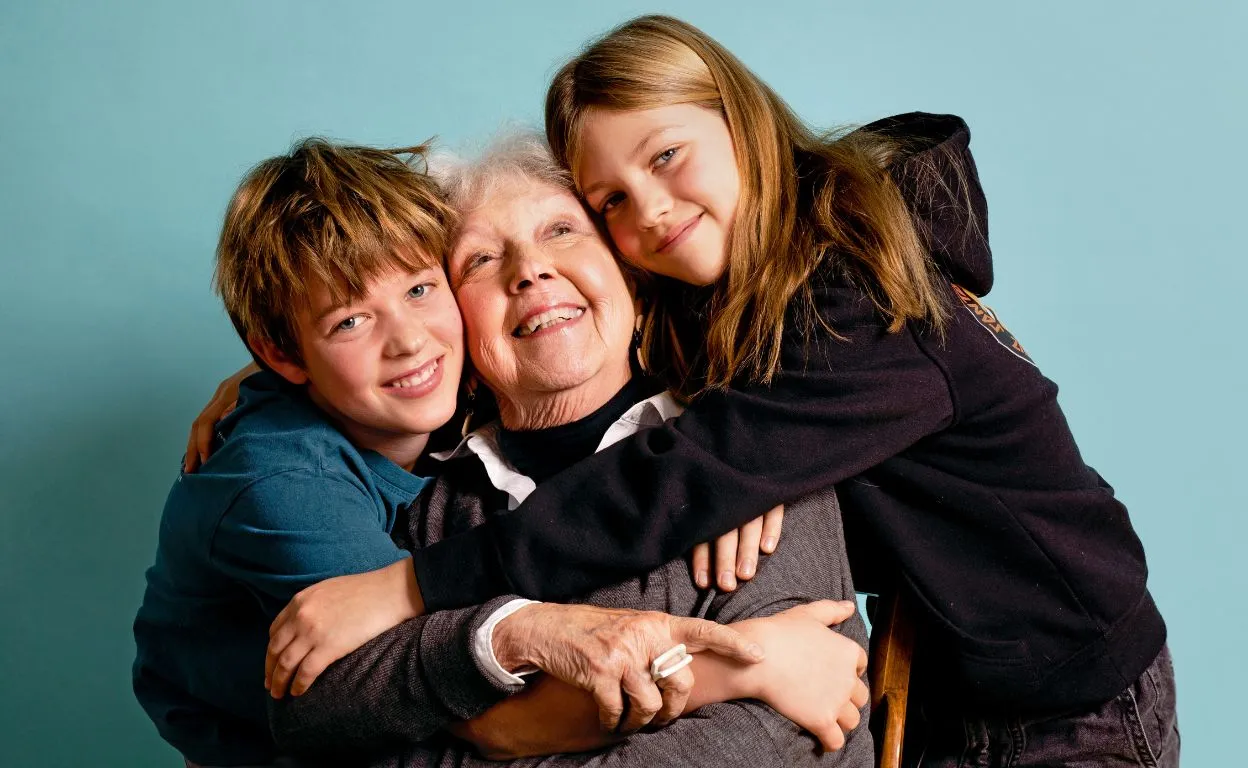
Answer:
[{"left": 951, "top": 284, "right": 1035, "bottom": 366}]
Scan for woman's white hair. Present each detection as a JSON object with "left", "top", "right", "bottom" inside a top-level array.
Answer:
[{"left": 431, "top": 129, "right": 574, "bottom": 213}]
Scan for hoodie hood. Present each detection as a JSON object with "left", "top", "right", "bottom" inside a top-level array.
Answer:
[{"left": 859, "top": 112, "right": 994, "bottom": 296}]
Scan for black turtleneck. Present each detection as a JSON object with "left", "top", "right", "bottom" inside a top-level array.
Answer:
[{"left": 496, "top": 375, "right": 664, "bottom": 485}]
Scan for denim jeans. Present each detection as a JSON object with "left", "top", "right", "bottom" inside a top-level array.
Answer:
[{"left": 906, "top": 645, "right": 1179, "bottom": 767}]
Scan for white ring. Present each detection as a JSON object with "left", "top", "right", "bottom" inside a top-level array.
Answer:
[
  {"left": 652, "top": 652, "right": 693, "bottom": 681},
  {"left": 650, "top": 643, "right": 691, "bottom": 681}
]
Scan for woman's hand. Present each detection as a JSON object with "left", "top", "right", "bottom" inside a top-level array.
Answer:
[
  {"left": 184, "top": 362, "right": 259, "bottom": 472},
  {"left": 493, "top": 603, "right": 764, "bottom": 734},
  {"left": 733, "top": 600, "right": 869, "bottom": 752},
  {"left": 690, "top": 504, "right": 784, "bottom": 591},
  {"left": 265, "top": 558, "right": 424, "bottom": 698}
]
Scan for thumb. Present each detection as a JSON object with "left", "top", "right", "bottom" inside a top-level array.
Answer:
[
  {"left": 673, "top": 618, "right": 764, "bottom": 663},
  {"left": 781, "top": 599, "right": 857, "bottom": 627}
]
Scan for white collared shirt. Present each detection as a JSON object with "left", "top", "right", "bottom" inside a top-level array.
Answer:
[{"left": 430, "top": 390, "right": 685, "bottom": 686}]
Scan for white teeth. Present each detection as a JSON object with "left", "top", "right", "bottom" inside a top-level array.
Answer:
[
  {"left": 387, "top": 359, "right": 438, "bottom": 389},
  {"left": 516, "top": 307, "right": 585, "bottom": 337}
]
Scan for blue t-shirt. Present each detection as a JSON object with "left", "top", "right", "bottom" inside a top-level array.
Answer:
[{"left": 132, "top": 371, "right": 430, "bottom": 765}]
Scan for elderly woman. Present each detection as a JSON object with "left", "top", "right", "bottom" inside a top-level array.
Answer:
[{"left": 196, "top": 137, "right": 871, "bottom": 766}]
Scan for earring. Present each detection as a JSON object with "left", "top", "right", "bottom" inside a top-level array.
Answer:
[{"left": 460, "top": 385, "right": 477, "bottom": 439}]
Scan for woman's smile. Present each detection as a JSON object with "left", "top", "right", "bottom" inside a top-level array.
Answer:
[{"left": 513, "top": 303, "right": 588, "bottom": 338}]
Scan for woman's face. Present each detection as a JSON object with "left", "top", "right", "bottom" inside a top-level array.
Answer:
[
  {"left": 576, "top": 103, "right": 741, "bottom": 286},
  {"left": 447, "top": 177, "right": 635, "bottom": 423}
]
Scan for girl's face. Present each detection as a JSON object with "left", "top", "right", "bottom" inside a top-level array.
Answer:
[{"left": 576, "top": 103, "right": 740, "bottom": 286}]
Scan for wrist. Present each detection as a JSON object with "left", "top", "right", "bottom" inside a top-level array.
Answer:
[
  {"left": 725, "top": 619, "right": 771, "bottom": 700},
  {"left": 492, "top": 603, "right": 545, "bottom": 672}
]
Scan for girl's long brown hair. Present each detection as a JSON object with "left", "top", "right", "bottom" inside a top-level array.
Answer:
[{"left": 546, "top": 15, "right": 951, "bottom": 397}]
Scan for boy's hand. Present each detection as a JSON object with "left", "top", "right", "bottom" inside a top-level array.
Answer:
[
  {"left": 265, "top": 558, "right": 424, "bottom": 698},
  {"left": 690, "top": 504, "right": 784, "bottom": 591},
  {"left": 733, "top": 600, "right": 868, "bottom": 752},
  {"left": 184, "top": 362, "right": 259, "bottom": 472}
]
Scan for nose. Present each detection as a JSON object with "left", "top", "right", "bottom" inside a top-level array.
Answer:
[
  {"left": 635, "top": 182, "right": 672, "bottom": 231},
  {"left": 383, "top": 314, "right": 428, "bottom": 358},
  {"left": 507, "top": 244, "right": 558, "bottom": 294}
]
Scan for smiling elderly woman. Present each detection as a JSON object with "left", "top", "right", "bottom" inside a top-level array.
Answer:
[{"left": 241, "top": 136, "right": 873, "bottom": 767}]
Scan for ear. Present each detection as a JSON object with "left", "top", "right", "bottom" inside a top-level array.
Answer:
[{"left": 249, "top": 336, "right": 309, "bottom": 386}]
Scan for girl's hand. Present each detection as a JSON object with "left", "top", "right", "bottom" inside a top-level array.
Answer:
[
  {"left": 265, "top": 558, "right": 423, "bottom": 698},
  {"left": 690, "top": 504, "right": 784, "bottom": 591},
  {"left": 492, "top": 603, "right": 764, "bottom": 734},
  {"left": 735, "top": 600, "right": 868, "bottom": 752},
  {"left": 184, "top": 362, "right": 260, "bottom": 472}
]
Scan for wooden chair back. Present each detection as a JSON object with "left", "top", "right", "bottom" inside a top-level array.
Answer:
[{"left": 868, "top": 589, "right": 916, "bottom": 768}]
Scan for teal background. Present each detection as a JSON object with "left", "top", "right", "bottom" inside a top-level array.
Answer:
[{"left": 1, "top": 1, "right": 1242, "bottom": 765}]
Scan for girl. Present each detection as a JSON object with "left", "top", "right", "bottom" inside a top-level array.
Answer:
[{"left": 403, "top": 15, "right": 1178, "bottom": 768}]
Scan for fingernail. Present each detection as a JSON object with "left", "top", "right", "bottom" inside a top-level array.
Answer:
[
  {"left": 762, "top": 537, "right": 777, "bottom": 553},
  {"left": 839, "top": 600, "right": 855, "bottom": 608},
  {"left": 718, "top": 571, "right": 736, "bottom": 590},
  {"left": 748, "top": 643, "right": 765, "bottom": 660},
  {"left": 695, "top": 570, "right": 708, "bottom": 589},
  {"left": 739, "top": 560, "right": 755, "bottom": 578}
]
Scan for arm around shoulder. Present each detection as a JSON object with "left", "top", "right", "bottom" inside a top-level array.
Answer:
[{"left": 413, "top": 319, "right": 951, "bottom": 610}]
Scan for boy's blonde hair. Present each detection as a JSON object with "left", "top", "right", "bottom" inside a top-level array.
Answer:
[
  {"left": 546, "top": 15, "right": 951, "bottom": 396},
  {"left": 214, "top": 138, "right": 456, "bottom": 365}
]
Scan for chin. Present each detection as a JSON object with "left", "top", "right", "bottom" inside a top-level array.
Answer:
[{"left": 523, "top": 361, "right": 602, "bottom": 392}]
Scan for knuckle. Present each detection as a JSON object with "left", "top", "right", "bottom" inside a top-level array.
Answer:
[
  {"left": 636, "top": 698, "right": 659, "bottom": 718},
  {"left": 668, "top": 675, "right": 693, "bottom": 695}
]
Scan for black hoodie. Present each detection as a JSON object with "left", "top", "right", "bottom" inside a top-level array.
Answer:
[{"left": 411, "top": 113, "right": 1165, "bottom": 713}]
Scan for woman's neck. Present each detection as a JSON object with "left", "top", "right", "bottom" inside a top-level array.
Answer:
[
  {"left": 496, "top": 375, "right": 661, "bottom": 484},
  {"left": 497, "top": 368, "right": 631, "bottom": 432}
]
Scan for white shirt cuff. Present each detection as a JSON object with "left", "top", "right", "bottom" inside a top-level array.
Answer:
[{"left": 474, "top": 598, "right": 541, "bottom": 687}]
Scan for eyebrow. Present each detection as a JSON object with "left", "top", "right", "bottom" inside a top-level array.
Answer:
[
  {"left": 314, "top": 300, "right": 350, "bottom": 325},
  {"left": 580, "top": 123, "right": 683, "bottom": 200}
]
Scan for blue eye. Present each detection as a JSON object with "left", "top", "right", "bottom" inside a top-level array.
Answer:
[
  {"left": 654, "top": 147, "right": 678, "bottom": 166},
  {"left": 335, "top": 316, "right": 360, "bottom": 332},
  {"left": 408, "top": 283, "right": 430, "bottom": 299},
  {"left": 550, "top": 222, "right": 573, "bottom": 237}
]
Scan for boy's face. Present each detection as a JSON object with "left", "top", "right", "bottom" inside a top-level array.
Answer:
[{"left": 262, "top": 258, "right": 464, "bottom": 465}]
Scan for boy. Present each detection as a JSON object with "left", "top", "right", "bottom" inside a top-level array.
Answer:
[{"left": 132, "top": 138, "right": 464, "bottom": 767}]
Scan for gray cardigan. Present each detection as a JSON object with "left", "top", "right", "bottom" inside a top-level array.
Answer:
[{"left": 270, "top": 454, "right": 872, "bottom": 767}]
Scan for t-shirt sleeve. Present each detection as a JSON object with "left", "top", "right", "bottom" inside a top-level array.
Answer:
[
  {"left": 211, "top": 469, "right": 409, "bottom": 617},
  {"left": 412, "top": 310, "right": 955, "bottom": 610}
]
